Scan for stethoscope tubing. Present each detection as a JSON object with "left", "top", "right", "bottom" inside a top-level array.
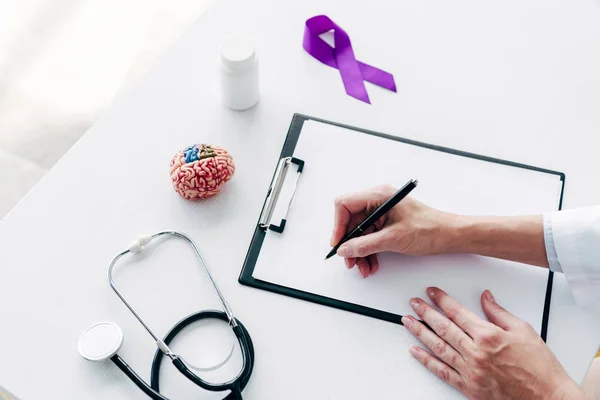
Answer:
[
  {"left": 151, "top": 311, "right": 254, "bottom": 397},
  {"left": 110, "top": 312, "right": 254, "bottom": 399},
  {"left": 107, "top": 231, "right": 254, "bottom": 399}
]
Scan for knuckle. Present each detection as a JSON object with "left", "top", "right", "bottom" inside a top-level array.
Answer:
[
  {"left": 422, "top": 356, "right": 430, "bottom": 368},
  {"left": 456, "top": 378, "right": 467, "bottom": 392},
  {"left": 471, "top": 350, "right": 490, "bottom": 365},
  {"left": 412, "top": 323, "right": 423, "bottom": 338},
  {"left": 468, "top": 370, "right": 484, "bottom": 386},
  {"left": 436, "top": 320, "right": 451, "bottom": 339},
  {"left": 456, "top": 336, "right": 467, "bottom": 351},
  {"left": 436, "top": 366, "right": 451, "bottom": 382},
  {"left": 380, "top": 184, "right": 396, "bottom": 194},
  {"left": 448, "top": 352, "right": 461, "bottom": 368},
  {"left": 432, "top": 341, "right": 447, "bottom": 357},
  {"left": 477, "top": 329, "right": 501, "bottom": 346},
  {"left": 334, "top": 196, "right": 346, "bottom": 207},
  {"left": 381, "top": 229, "right": 397, "bottom": 243},
  {"left": 444, "top": 304, "right": 461, "bottom": 321},
  {"left": 373, "top": 184, "right": 396, "bottom": 199}
]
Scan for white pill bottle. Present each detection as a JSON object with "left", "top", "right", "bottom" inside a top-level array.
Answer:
[{"left": 217, "top": 34, "right": 259, "bottom": 110}]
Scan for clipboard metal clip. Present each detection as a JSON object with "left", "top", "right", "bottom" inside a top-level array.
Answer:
[{"left": 259, "top": 156, "right": 305, "bottom": 233}]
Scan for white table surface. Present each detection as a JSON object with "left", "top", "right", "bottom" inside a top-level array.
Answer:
[{"left": 1, "top": 0, "right": 600, "bottom": 398}]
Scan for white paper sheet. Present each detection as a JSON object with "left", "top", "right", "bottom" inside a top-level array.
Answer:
[{"left": 253, "top": 120, "right": 563, "bottom": 331}]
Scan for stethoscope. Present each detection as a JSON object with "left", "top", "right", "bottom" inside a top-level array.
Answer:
[{"left": 78, "top": 231, "right": 254, "bottom": 399}]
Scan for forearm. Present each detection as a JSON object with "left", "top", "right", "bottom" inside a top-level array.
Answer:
[{"left": 444, "top": 214, "right": 549, "bottom": 268}]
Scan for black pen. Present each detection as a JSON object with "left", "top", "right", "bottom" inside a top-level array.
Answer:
[{"left": 325, "top": 179, "right": 418, "bottom": 260}]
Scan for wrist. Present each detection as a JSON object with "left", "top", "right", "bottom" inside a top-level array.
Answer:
[
  {"left": 437, "top": 213, "right": 477, "bottom": 254},
  {"left": 433, "top": 212, "right": 466, "bottom": 254},
  {"left": 547, "top": 377, "right": 586, "bottom": 400}
]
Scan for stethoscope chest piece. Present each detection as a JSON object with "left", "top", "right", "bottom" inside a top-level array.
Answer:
[
  {"left": 79, "top": 322, "right": 124, "bottom": 362},
  {"left": 79, "top": 231, "right": 254, "bottom": 400}
]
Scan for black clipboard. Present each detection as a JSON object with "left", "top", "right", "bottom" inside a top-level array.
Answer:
[{"left": 239, "top": 113, "right": 565, "bottom": 342}]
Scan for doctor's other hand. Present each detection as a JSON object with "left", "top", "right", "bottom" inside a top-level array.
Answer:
[
  {"left": 402, "top": 288, "right": 586, "bottom": 400},
  {"left": 331, "top": 185, "right": 456, "bottom": 277}
]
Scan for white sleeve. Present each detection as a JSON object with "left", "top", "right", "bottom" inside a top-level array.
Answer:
[{"left": 543, "top": 206, "right": 600, "bottom": 307}]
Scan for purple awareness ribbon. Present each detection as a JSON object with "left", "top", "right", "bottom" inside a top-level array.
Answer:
[{"left": 303, "top": 15, "right": 397, "bottom": 104}]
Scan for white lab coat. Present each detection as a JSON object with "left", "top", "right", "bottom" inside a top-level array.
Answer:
[{"left": 544, "top": 207, "right": 600, "bottom": 307}]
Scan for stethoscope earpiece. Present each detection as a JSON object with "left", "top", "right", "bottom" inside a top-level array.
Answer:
[{"left": 78, "top": 321, "right": 124, "bottom": 362}]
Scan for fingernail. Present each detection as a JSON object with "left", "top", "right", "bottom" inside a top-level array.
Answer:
[
  {"left": 410, "top": 298, "right": 420, "bottom": 309},
  {"left": 359, "top": 267, "right": 368, "bottom": 278},
  {"left": 409, "top": 347, "right": 419, "bottom": 357},
  {"left": 371, "top": 263, "right": 379, "bottom": 275},
  {"left": 427, "top": 287, "right": 436, "bottom": 298},
  {"left": 484, "top": 290, "right": 495, "bottom": 302},
  {"left": 344, "top": 258, "right": 352, "bottom": 269},
  {"left": 402, "top": 316, "right": 413, "bottom": 328},
  {"left": 338, "top": 246, "right": 353, "bottom": 258}
]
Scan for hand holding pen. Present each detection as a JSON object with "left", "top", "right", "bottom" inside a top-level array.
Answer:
[{"left": 328, "top": 180, "right": 460, "bottom": 278}]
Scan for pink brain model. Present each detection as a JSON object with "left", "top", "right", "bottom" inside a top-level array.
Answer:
[{"left": 170, "top": 144, "right": 235, "bottom": 200}]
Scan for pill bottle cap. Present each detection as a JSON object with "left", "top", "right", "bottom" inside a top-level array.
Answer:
[{"left": 218, "top": 34, "right": 257, "bottom": 72}]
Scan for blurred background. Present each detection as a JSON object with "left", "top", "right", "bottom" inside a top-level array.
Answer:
[{"left": 0, "top": 0, "right": 214, "bottom": 219}]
